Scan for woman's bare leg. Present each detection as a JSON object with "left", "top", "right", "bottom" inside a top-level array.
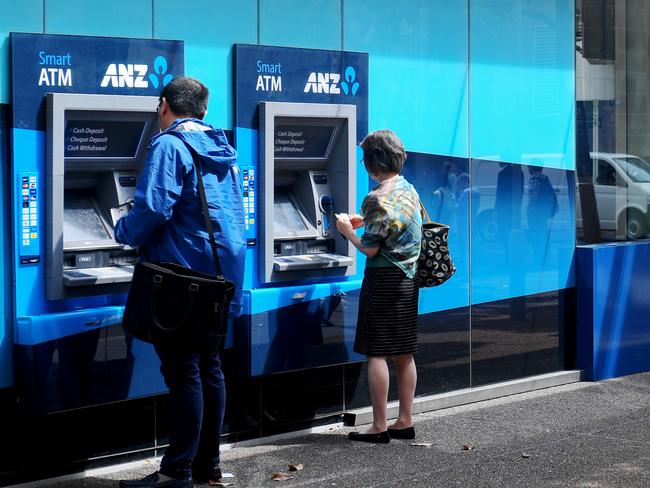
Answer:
[
  {"left": 390, "top": 354, "right": 416, "bottom": 429},
  {"left": 364, "top": 356, "right": 389, "bottom": 433}
]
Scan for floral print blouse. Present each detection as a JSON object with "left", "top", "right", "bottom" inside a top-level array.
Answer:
[{"left": 360, "top": 175, "right": 422, "bottom": 278}]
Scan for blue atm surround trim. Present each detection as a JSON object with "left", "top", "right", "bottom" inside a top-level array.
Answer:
[
  {"left": 242, "top": 288, "right": 364, "bottom": 376},
  {"left": 577, "top": 242, "right": 650, "bottom": 381},
  {"left": 0, "top": 104, "right": 11, "bottom": 388},
  {"left": 14, "top": 323, "right": 166, "bottom": 413},
  {"left": 243, "top": 279, "right": 363, "bottom": 315},
  {"left": 12, "top": 128, "right": 125, "bottom": 318},
  {"left": 14, "top": 306, "right": 124, "bottom": 346}
]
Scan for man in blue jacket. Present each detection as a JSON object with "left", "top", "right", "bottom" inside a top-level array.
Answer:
[{"left": 118, "top": 77, "right": 245, "bottom": 488}]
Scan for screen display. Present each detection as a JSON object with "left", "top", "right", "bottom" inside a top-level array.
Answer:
[
  {"left": 64, "top": 120, "right": 146, "bottom": 159},
  {"left": 64, "top": 196, "right": 110, "bottom": 243},
  {"left": 274, "top": 191, "right": 309, "bottom": 235},
  {"left": 274, "top": 125, "right": 336, "bottom": 159}
]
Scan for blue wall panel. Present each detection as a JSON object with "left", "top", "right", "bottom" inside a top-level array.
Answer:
[
  {"left": 44, "top": 0, "right": 152, "bottom": 38},
  {"left": 471, "top": 159, "right": 575, "bottom": 305},
  {"left": 259, "top": 0, "right": 341, "bottom": 51},
  {"left": 577, "top": 243, "right": 650, "bottom": 381},
  {"left": 155, "top": 0, "right": 257, "bottom": 129},
  {"left": 344, "top": 0, "right": 468, "bottom": 158},
  {"left": 0, "top": 0, "right": 43, "bottom": 104},
  {"left": 470, "top": 0, "right": 575, "bottom": 170}
]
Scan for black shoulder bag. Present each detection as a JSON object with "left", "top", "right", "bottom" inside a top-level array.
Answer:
[
  {"left": 122, "top": 156, "right": 235, "bottom": 354},
  {"left": 417, "top": 202, "right": 456, "bottom": 288}
]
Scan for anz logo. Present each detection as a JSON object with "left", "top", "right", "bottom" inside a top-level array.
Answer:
[
  {"left": 100, "top": 55, "right": 173, "bottom": 89},
  {"left": 304, "top": 66, "right": 360, "bottom": 96}
]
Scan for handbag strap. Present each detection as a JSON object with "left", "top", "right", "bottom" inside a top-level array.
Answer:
[{"left": 419, "top": 200, "right": 432, "bottom": 224}]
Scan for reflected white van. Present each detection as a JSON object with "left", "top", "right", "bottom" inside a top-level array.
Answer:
[{"left": 577, "top": 152, "right": 650, "bottom": 239}]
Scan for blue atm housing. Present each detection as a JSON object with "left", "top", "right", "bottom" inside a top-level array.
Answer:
[
  {"left": 233, "top": 45, "right": 370, "bottom": 376},
  {"left": 10, "top": 33, "right": 183, "bottom": 413}
]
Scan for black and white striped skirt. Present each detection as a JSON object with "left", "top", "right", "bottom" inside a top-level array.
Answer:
[{"left": 353, "top": 265, "right": 420, "bottom": 356}]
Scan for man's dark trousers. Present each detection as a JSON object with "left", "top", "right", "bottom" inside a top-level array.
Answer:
[{"left": 154, "top": 344, "right": 226, "bottom": 480}]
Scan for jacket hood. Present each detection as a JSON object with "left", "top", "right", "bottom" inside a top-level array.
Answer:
[{"left": 156, "top": 118, "right": 237, "bottom": 174}]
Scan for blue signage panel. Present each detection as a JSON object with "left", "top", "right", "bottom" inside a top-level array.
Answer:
[
  {"left": 11, "top": 32, "right": 183, "bottom": 131},
  {"left": 234, "top": 44, "right": 368, "bottom": 139}
]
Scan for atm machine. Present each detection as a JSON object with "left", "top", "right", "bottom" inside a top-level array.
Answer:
[
  {"left": 14, "top": 93, "right": 163, "bottom": 412},
  {"left": 237, "top": 101, "right": 362, "bottom": 376},
  {"left": 258, "top": 101, "right": 357, "bottom": 284},
  {"left": 44, "top": 93, "right": 159, "bottom": 299}
]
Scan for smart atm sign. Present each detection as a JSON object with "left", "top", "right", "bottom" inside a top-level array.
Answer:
[
  {"left": 11, "top": 32, "right": 183, "bottom": 131},
  {"left": 37, "top": 50, "right": 72, "bottom": 86},
  {"left": 234, "top": 44, "right": 368, "bottom": 135}
]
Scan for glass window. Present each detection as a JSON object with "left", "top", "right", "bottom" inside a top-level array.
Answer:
[
  {"left": 596, "top": 159, "right": 616, "bottom": 186},
  {"left": 576, "top": 0, "right": 650, "bottom": 242}
]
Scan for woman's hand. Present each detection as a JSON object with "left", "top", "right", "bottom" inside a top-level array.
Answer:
[
  {"left": 336, "top": 213, "right": 355, "bottom": 239},
  {"left": 349, "top": 214, "right": 364, "bottom": 229}
]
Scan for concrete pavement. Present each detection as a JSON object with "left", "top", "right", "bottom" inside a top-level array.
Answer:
[{"left": 17, "top": 371, "right": 650, "bottom": 487}]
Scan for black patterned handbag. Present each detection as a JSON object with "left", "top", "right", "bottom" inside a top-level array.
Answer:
[
  {"left": 417, "top": 202, "right": 456, "bottom": 288},
  {"left": 122, "top": 153, "right": 235, "bottom": 354}
]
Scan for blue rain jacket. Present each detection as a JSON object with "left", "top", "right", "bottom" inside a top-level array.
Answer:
[{"left": 115, "top": 118, "right": 246, "bottom": 317}]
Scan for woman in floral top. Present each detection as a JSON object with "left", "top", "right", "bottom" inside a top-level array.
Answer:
[{"left": 337, "top": 129, "right": 422, "bottom": 444}]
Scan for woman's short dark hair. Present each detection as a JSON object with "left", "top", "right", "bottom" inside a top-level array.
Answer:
[
  {"left": 360, "top": 129, "right": 406, "bottom": 175},
  {"left": 160, "top": 76, "right": 209, "bottom": 119}
]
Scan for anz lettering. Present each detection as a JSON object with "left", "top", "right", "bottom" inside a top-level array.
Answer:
[
  {"left": 100, "top": 64, "right": 149, "bottom": 88},
  {"left": 303, "top": 72, "right": 341, "bottom": 94}
]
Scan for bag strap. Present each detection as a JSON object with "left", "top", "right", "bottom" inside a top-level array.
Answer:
[
  {"left": 419, "top": 200, "right": 432, "bottom": 224},
  {"left": 193, "top": 158, "right": 223, "bottom": 277},
  {"left": 166, "top": 131, "right": 223, "bottom": 277}
]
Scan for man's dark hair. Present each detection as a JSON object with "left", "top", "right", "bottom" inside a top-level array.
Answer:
[
  {"left": 360, "top": 129, "right": 407, "bottom": 175},
  {"left": 160, "top": 76, "right": 209, "bottom": 119}
]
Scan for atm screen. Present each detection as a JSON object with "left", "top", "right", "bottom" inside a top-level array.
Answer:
[
  {"left": 274, "top": 125, "right": 336, "bottom": 159},
  {"left": 64, "top": 195, "right": 111, "bottom": 243},
  {"left": 64, "top": 119, "right": 146, "bottom": 159}
]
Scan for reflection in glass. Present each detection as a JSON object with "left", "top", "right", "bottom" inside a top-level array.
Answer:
[
  {"left": 613, "top": 156, "right": 650, "bottom": 183},
  {"left": 576, "top": 153, "right": 650, "bottom": 241},
  {"left": 576, "top": 1, "right": 650, "bottom": 243}
]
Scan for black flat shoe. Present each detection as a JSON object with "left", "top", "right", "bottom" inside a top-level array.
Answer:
[
  {"left": 193, "top": 467, "right": 222, "bottom": 485},
  {"left": 388, "top": 426, "right": 415, "bottom": 439},
  {"left": 348, "top": 431, "right": 390, "bottom": 444}
]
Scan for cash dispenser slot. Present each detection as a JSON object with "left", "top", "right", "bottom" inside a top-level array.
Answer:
[
  {"left": 271, "top": 186, "right": 352, "bottom": 272},
  {"left": 61, "top": 189, "right": 135, "bottom": 287}
]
